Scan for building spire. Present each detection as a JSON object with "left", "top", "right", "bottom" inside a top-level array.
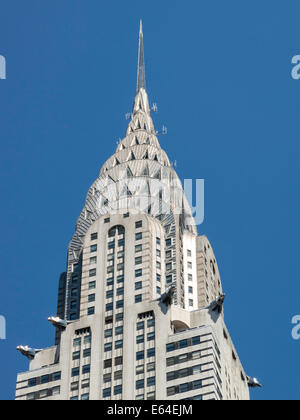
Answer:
[{"left": 136, "top": 20, "right": 146, "bottom": 92}]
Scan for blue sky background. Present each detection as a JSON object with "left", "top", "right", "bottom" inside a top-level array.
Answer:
[{"left": 0, "top": 0, "right": 299, "bottom": 400}]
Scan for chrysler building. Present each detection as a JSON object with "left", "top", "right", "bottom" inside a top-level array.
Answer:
[{"left": 15, "top": 22, "right": 255, "bottom": 401}]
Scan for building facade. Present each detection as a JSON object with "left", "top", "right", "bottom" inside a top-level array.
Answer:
[{"left": 15, "top": 23, "right": 251, "bottom": 401}]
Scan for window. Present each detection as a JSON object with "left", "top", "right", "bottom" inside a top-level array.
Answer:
[
  {"left": 91, "top": 233, "right": 98, "bottom": 240},
  {"left": 136, "top": 379, "right": 144, "bottom": 390},
  {"left": 108, "top": 241, "right": 115, "bottom": 249},
  {"left": 135, "top": 269, "right": 142, "bottom": 277},
  {"left": 71, "top": 382, "right": 79, "bottom": 391},
  {"left": 103, "top": 388, "right": 111, "bottom": 398},
  {"left": 188, "top": 274, "right": 193, "bottom": 282},
  {"left": 147, "top": 318, "right": 155, "bottom": 328},
  {"left": 90, "top": 244, "right": 97, "bottom": 253},
  {"left": 147, "top": 376, "right": 155, "bottom": 387},
  {"left": 106, "top": 290, "right": 113, "bottom": 299},
  {"left": 73, "top": 337, "right": 81, "bottom": 347},
  {"left": 135, "top": 220, "right": 143, "bottom": 228},
  {"left": 82, "top": 365, "right": 90, "bottom": 375},
  {"left": 135, "top": 244, "right": 142, "bottom": 253},
  {"left": 166, "top": 275, "right": 172, "bottom": 284},
  {"left": 135, "top": 281, "right": 142, "bottom": 290},
  {"left": 147, "top": 348, "right": 155, "bottom": 358},
  {"left": 28, "top": 378, "right": 37, "bottom": 387},
  {"left": 88, "top": 294, "right": 95, "bottom": 303},
  {"left": 52, "top": 372, "right": 61, "bottom": 381},
  {"left": 123, "top": 212, "right": 129, "bottom": 218},
  {"left": 166, "top": 250, "right": 172, "bottom": 258},
  {"left": 147, "top": 332, "right": 155, "bottom": 341},
  {"left": 89, "top": 281, "right": 96, "bottom": 290},
  {"left": 104, "top": 359, "right": 112, "bottom": 369},
  {"left": 84, "top": 335, "right": 92, "bottom": 345},
  {"left": 87, "top": 307, "right": 95, "bottom": 315},
  {"left": 81, "top": 379, "right": 90, "bottom": 389},
  {"left": 117, "top": 263, "right": 124, "bottom": 271},
  {"left": 166, "top": 343, "right": 176, "bottom": 352},
  {"left": 189, "top": 299, "right": 193, "bottom": 307},
  {"left": 156, "top": 249, "right": 161, "bottom": 257},
  {"left": 106, "top": 278, "right": 114, "bottom": 287},
  {"left": 116, "top": 287, "right": 124, "bottom": 296},
  {"left": 136, "top": 365, "right": 144, "bottom": 374},
  {"left": 166, "top": 238, "right": 172, "bottom": 247},
  {"left": 188, "top": 286, "right": 193, "bottom": 294},
  {"left": 188, "top": 262, "right": 192, "bottom": 269},
  {"left": 191, "top": 336, "right": 200, "bottom": 345},
  {"left": 147, "top": 391, "right": 155, "bottom": 400},
  {"left": 106, "top": 303, "right": 113, "bottom": 312},
  {"left": 70, "top": 300, "right": 77, "bottom": 309},
  {"left": 89, "top": 268, "right": 96, "bottom": 277},
  {"left": 72, "top": 351, "right": 80, "bottom": 360},
  {"left": 156, "top": 274, "right": 161, "bottom": 282},
  {"left": 156, "top": 261, "right": 161, "bottom": 269},
  {"left": 136, "top": 232, "right": 142, "bottom": 241},
  {"left": 135, "top": 256, "right": 142, "bottom": 265},
  {"left": 72, "top": 368, "right": 80, "bottom": 377},
  {"left": 166, "top": 263, "right": 172, "bottom": 271},
  {"left": 136, "top": 351, "right": 144, "bottom": 361},
  {"left": 115, "top": 326, "right": 123, "bottom": 336},
  {"left": 104, "top": 342, "right": 112, "bottom": 352},
  {"left": 179, "top": 383, "right": 189, "bottom": 393},
  {"left": 104, "top": 218, "right": 110, "bottom": 224},
  {"left": 90, "top": 256, "right": 97, "bottom": 264},
  {"left": 115, "top": 313, "right": 123, "bottom": 322},
  {"left": 104, "top": 329, "right": 112, "bottom": 338},
  {"left": 147, "top": 362, "right": 155, "bottom": 372},
  {"left": 103, "top": 373, "right": 111, "bottom": 383},
  {"left": 136, "top": 334, "right": 144, "bottom": 344},
  {"left": 114, "top": 356, "right": 123, "bottom": 366},
  {"left": 114, "top": 385, "right": 122, "bottom": 395},
  {"left": 135, "top": 321, "right": 146, "bottom": 334},
  {"left": 156, "top": 286, "right": 161, "bottom": 295},
  {"left": 156, "top": 237, "right": 161, "bottom": 245},
  {"left": 115, "top": 340, "right": 123, "bottom": 349},
  {"left": 187, "top": 249, "right": 192, "bottom": 257},
  {"left": 179, "top": 339, "right": 188, "bottom": 349},
  {"left": 135, "top": 294, "right": 142, "bottom": 303},
  {"left": 117, "top": 275, "right": 124, "bottom": 283},
  {"left": 116, "top": 300, "right": 124, "bottom": 309}
]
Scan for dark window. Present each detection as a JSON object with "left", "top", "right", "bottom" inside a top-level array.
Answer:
[
  {"left": 103, "top": 373, "right": 111, "bottom": 383},
  {"left": 135, "top": 269, "right": 142, "bottom": 277},
  {"left": 104, "top": 359, "right": 112, "bottom": 369},
  {"left": 106, "top": 303, "right": 113, "bottom": 311},
  {"left": 166, "top": 343, "right": 176, "bottom": 352},
  {"left": 136, "top": 233, "right": 142, "bottom": 241},
  {"left": 104, "top": 218, "right": 110, "bottom": 224},
  {"left": 166, "top": 238, "right": 172, "bottom": 247},
  {"left": 147, "top": 348, "right": 155, "bottom": 358},
  {"left": 104, "top": 342, "right": 112, "bottom": 352},
  {"left": 147, "top": 376, "right": 156, "bottom": 387},
  {"left": 137, "top": 321, "right": 144, "bottom": 330},
  {"left": 117, "top": 287, "right": 124, "bottom": 296},
  {"left": 115, "top": 356, "right": 123, "bottom": 366},
  {"left": 28, "top": 378, "right": 37, "bottom": 387},
  {"left": 115, "top": 313, "right": 124, "bottom": 322},
  {"left": 87, "top": 307, "right": 95, "bottom": 315},
  {"left": 91, "top": 233, "right": 98, "bottom": 240},
  {"left": 104, "top": 329, "right": 113, "bottom": 338},
  {"left": 83, "top": 349, "right": 91, "bottom": 358},
  {"left": 52, "top": 372, "right": 61, "bottom": 381},
  {"left": 115, "top": 326, "right": 123, "bottom": 335},
  {"left": 116, "top": 300, "right": 124, "bottom": 309},
  {"left": 136, "top": 351, "right": 144, "bottom": 361},
  {"left": 135, "top": 256, "right": 142, "bottom": 265},
  {"left": 103, "top": 388, "right": 111, "bottom": 398},
  {"left": 136, "top": 335, "right": 144, "bottom": 344},
  {"left": 156, "top": 237, "right": 161, "bottom": 245},
  {"left": 72, "top": 368, "right": 80, "bottom": 377},
  {"left": 135, "top": 244, "right": 142, "bottom": 253},
  {"left": 72, "top": 351, "right": 80, "bottom": 360},
  {"left": 88, "top": 294, "right": 95, "bottom": 303},
  {"left": 117, "top": 275, "right": 124, "bottom": 283},
  {"left": 82, "top": 365, "right": 90, "bottom": 375},
  {"left": 147, "top": 318, "right": 155, "bottom": 328},
  {"left": 192, "top": 336, "right": 200, "bottom": 346},
  {"left": 135, "top": 294, "right": 142, "bottom": 303},
  {"left": 147, "top": 332, "right": 155, "bottom": 341},
  {"left": 105, "top": 316, "right": 113, "bottom": 325},
  {"left": 106, "top": 290, "right": 114, "bottom": 299},
  {"left": 115, "top": 340, "right": 123, "bottom": 349},
  {"left": 179, "top": 339, "right": 188, "bottom": 349},
  {"left": 89, "top": 281, "right": 96, "bottom": 290},
  {"left": 135, "top": 221, "right": 143, "bottom": 228},
  {"left": 136, "top": 379, "right": 144, "bottom": 390},
  {"left": 89, "top": 269, "right": 96, "bottom": 277},
  {"left": 114, "top": 385, "right": 122, "bottom": 395}
]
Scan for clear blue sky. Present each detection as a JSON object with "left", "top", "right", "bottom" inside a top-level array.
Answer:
[{"left": 0, "top": 0, "right": 300, "bottom": 400}]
